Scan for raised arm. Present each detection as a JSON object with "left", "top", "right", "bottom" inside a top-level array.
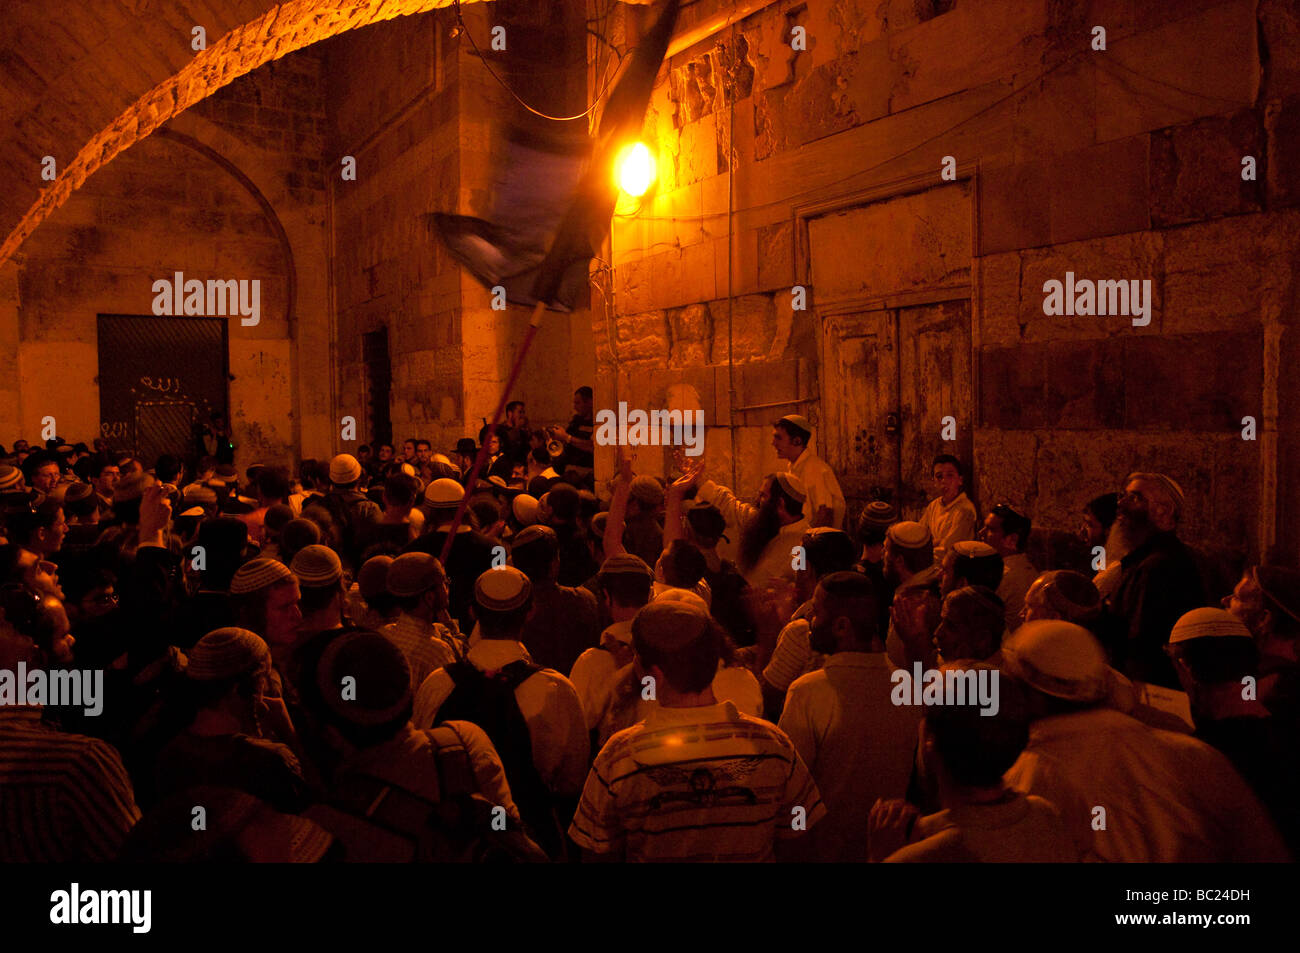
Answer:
[
  {"left": 603, "top": 447, "right": 635, "bottom": 559},
  {"left": 663, "top": 456, "right": 705, "bottom": 548}
]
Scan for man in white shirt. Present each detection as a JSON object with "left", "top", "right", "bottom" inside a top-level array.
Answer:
[
  {"left": 773, "top": 414, "right": 845, "bottom": 530},
  {"left": 780, "top": 571, "right": 920, "bottom": 861},
  {"left": 570, "top": 553, "right": 656, "bottom": 730},
  {"left": 412, "top": 567, "right": 588, "bottom": 857},
  {"left": 979, "top": 503, "right": 1036, "bottom": 631},
  {"left": 919, "top": 453, "right": 977, "bottom": 562},
  {"left": 1001, "top": 619, "right": 1289, "bottom": 862}
]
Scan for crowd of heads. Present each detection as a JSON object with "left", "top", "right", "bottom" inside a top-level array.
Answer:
[{"left": 0, "top": 419, "right": 1295, "bottom": 864}]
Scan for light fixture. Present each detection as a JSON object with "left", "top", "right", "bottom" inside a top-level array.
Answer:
[{"left": 615, "top": 141, "right": 657, "bottom": 198}]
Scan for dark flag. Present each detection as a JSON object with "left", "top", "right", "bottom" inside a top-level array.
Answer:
[{"left": 433, "top": 0, "right": 682, "bottom": 312}]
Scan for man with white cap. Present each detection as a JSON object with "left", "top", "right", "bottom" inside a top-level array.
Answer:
[
  {"left": 1166, "top": 608, "right": 1300, "bottom": 855},
  {"left": 409, "top": 477, "right": 498, "bottom": 633},
  {"left": 569, "top": 599, "right": 824, "bottom": 862},
  {"left": 882, "top": 521, "right": 941, "bottom": 668},
  {"left": 683, "top": 462, "right": 810, "bottom": 593},
  {"left": 1224, "top": 565, "right": 1300, "bottom": 728},
  {"left": 1105, "top": 471, "right": 1205, "bottom": 688},
  {"left": 773, "top": 414, "right": 845, "bottom": 530},
  {"left": 1001, "top": 619, "right": 1289, "bottom": 862},
  {"left": 412, "top": 567, "right": 587, "bottom": 858},
  {"left": 322, "top": 453, "right": 381, "bottom": 569}
]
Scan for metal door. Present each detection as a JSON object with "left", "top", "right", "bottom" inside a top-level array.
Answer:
[{"left": 97, "top": 314, "right": 229, "bottom": 463}]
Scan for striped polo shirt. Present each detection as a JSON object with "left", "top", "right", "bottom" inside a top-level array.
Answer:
[
  {"left": 0, "top": 707, "right": 141, "bottom": 862},
  {"left": 569, "top": 700, "right": 825, "bottom": 862}
]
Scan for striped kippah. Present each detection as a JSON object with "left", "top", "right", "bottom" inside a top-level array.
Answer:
[
  {"left": 475, "top": 566, "right": 531, "bottom": 611},
  {"left": 186, "top": 628, "right": 269, "bottom": 681},
  {"left": 229, "top": 557, "right": 294, "bottom": 595},
  {"left": 291, "top": 544, "right": 343, "bottom": 587},
  {"left": 859, "top": 500, "right": 898, "bottom": 530},
  {"left": 0, "top": 466, "right": 23, "bottom": 492},
  {"left": 599, "top": 553, "right": 654, "bottom": 579}
]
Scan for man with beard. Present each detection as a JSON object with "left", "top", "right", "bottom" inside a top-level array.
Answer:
[
  {"left": 1103, "top": 472, "right": 1205, "bottom": 688},
  {"left": 778, "top": 572, "right": 919, "bottom": 862},
  {"left": 691, "top": 468, "right": 810, "bottom": 592}
]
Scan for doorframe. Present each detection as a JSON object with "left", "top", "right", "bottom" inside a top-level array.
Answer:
[
  {"left": 791, "top": 162, "right": 983, "bottom": 431},
  {"left": 792, "top": 164, "right": 982, "bottom": 509}
]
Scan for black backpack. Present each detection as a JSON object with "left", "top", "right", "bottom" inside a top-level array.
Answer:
[
  {"left": 308, "top": 724, "right": 547, "bottom": 863},
  {"left": 435, "top": 659, "right": 565, "bottom": 858}
]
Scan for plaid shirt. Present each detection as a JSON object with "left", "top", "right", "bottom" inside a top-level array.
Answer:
[{"left": 381, "top": 614, "right": 459, "bottom": 692}]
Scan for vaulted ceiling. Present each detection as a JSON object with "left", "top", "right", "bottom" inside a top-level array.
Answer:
[{"left": 0, "top": 0, "right": 469, "bottom": 266}]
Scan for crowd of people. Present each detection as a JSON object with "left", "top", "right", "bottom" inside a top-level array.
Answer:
[{"left": 0, "top": 399, "right": 1295, "bottom": 863}]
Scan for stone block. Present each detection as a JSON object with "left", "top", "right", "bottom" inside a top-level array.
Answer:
[
  {"left": 757, "top": 219, "right": 793, "bottom": 292},
  {"left": 1049, "top": 136, "right": 1150, "bottom": 246},
  {"left": 614, "top": 309, "right": 669, "bottom": 364},
  {"left": 1267, "top": 94, "right": 1300, "bottom": 208},
  {"left": 1096, "top": 0, "right": 1258, "bottom": 143},
  {"left": 978, "top": 252, "right": 1022, "bottom": 347},
  {"left": 980, "top": 159, "right": 1052, "bottom": 254},
  {"left": 1150, "top": 109, "right": 1263, "bottom": 227},
  {"left": 680, "top": 240, "right": 717, "bottom": 305},
  {"left": 1162, "top": 215, "right": 1263, "bottom": 334},
  {"left": 1018, "top": 230, "right": 1164, "bottom": 341},
  {"left": 1121, "top": 330, "right": 1261, "bottom": 431},
  {"left": 668, "top": 302, "right": 711, "bottom": 367}
]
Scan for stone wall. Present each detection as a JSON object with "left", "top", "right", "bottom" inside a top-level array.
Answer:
[
  {"left": 0, "top": 48, "right": 329, "bottom": 472},
  {"left": 599, "top": 0, "right": 1300, "bottom": 568},
  {"left": 325, "top": 4, "right": 594, "bottom": 455}
]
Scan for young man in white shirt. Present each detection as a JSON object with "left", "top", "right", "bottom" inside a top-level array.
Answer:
[
  {"left": 919, "top": 453, "right": 977, "bottom": 562},
  {"left": 772, "top": 414, "right": 846, "bottom": 530}
]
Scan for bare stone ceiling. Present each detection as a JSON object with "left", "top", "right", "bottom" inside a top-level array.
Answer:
[{"left": 0, "top": 0, "right": 481, "bottom": 266}]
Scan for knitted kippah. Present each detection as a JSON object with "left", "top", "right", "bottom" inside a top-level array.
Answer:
[
  {"left": 1169, "top": 607, "right": 1252, "bottom": 644},
  {"left": 512, "top": 494, "right": 539, "bottom": 525},
  {"left": 230, "top": 557, "right": 294, "bottom": 595},
  {"left": 316, "top": 631, "right": 412, "bottom": 727},
  {"left": 474, "top": 566, "right": 531, "bottom": 611},
  {"left": 290, "top": 544, "right": 343, "bottom": 587},
  {"left": 357, "top": 556, "right": 394, "bottom": 601},
  {"left": 425, "top": 478, "right": 465, "bottom": 506},
  {"left": 888, "top": 521, "right": 932, "bottom": 549},
  {"left": 186, "top": 628, "right": 269, "bottom": 681}
]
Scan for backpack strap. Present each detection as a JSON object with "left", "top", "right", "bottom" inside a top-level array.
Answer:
[
  {"left": 498, "top": 658, "right": 542, "bottom": 691},
  {"left": 425, "top": 723, "right": 478, "bottom": 802}
]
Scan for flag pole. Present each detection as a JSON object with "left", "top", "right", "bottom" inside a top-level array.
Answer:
[{"left": 438, "top": 299, "right": 548, "bottom": 565}]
